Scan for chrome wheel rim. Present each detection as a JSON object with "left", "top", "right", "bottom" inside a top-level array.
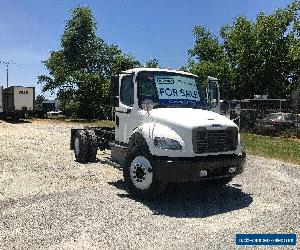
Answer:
[{"left": 130, "top": 156, "right": 153, "bottom": 190}]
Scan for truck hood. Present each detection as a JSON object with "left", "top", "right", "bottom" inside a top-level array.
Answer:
[{"left": 148, "top": 108, "right": 237, "bottom": 129}]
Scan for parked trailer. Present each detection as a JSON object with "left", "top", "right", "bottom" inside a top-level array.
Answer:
[
  {"left": 70, "top": 68, "right": 246, "bottom": 199},
  {"left": 1, "top": 86, "right": 35, "bottom": 119}
]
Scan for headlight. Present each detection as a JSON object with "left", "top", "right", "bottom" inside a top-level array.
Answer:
[{"left": 154, "top": 137, "right": 182, "bottom": 150}]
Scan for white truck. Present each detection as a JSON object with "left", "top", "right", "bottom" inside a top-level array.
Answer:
[{"left": 70, "top": 68, "right": 246, "bottom": 199}]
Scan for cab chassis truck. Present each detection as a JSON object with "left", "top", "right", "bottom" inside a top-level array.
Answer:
[{"left": 70, "top": 68, "right": 246, "bottom": 199}]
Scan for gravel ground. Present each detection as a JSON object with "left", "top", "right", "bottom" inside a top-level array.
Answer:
[{"left": 0, "top": 119, "right": 299, "bottom": 250}]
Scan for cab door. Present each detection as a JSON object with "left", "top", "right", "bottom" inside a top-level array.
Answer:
[
  {"left": 115, "top": 74, "right": 135, "bottom": 143},
  {"left": 207, "top": 77, "right": 220, "bottom": 113}
]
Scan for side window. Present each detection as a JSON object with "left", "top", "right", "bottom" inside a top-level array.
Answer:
[
  {"left": 207, "top": 80, "right": 219, "bottom": 109},
  {"left": 120, "top": 75, "right": 134, "bottom": 106}
]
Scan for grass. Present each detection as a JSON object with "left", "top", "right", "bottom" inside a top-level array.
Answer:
[
  {"left": 241, "top": 132, "right": 300, "bottom": 165},
  {"left": 66, "top": 118, "right": 114, "bottom": 127}
]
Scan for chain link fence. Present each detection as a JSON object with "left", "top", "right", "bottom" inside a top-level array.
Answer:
[{"left": 223, "top": 99, "right": 300, "bottom": 138}]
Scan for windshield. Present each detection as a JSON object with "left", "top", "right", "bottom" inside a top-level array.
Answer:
[{"left": 137, "top": 71, "right": 207, "bottom": 109}]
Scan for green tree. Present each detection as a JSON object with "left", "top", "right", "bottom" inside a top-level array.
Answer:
[
  {"left": 145, "top": 58, "right": 159, "bottom": 68},
  {"left": 38, "top": 6, "right": 139, "bottom": 118},
  {"left": 34, "top": 94, "right": 45, "bottom": 110},
  {"left": 220, "top": 16, "right": 258, "bottom": 99},
  {"left": 188, "top": 26, "right": 232, "bottom": 99},
  {"left": 289, "top": 2, "right": 300, "bottom": 91},
  {"left": 189, "top": 1, "right": 300, "bottom": 99},
  {"left": 221, "top": 2, "right": 300, "bottom": 98}
]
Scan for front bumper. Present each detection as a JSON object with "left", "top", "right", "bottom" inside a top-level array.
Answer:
[{"left": 153, "top": 152, "right": 246, "bottom": 182}]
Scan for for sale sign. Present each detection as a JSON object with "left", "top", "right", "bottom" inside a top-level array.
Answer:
[{"left": 154, "top": 75, "right": 201, "bottom": 105}]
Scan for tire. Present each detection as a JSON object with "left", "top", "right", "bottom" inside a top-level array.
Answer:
[
  {"left": 74, "top": 130, "right": 89, "bottom": 163},
  {"left": 123, "top": 144, "right": 166, "bottom": 200},
  {"left": 86, "top": 130, "right": 97, "bottom": 162},
  {"left": 74, "top": 130, "right": 98, "bottom": 163}
]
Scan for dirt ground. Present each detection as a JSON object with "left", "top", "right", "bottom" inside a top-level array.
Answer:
[{"left": 0, "top": 119, "right": 299, "bottom": 249}]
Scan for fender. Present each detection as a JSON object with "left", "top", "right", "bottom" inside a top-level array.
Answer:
[{"left": 132, "top": 122, "right": 185, "bottom": 157}]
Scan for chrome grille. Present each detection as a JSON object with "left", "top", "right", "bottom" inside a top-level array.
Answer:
[{"left": 192, "top": 127, "right": 238, "bottom": 154}]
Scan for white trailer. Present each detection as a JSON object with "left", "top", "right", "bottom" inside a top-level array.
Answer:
[{"left": 2, "top": 86, "right": 35, "bottom": 119}]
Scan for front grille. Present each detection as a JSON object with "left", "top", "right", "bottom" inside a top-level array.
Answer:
[{"left": 192, "top": 127, "right": 238, "bottom": 154}]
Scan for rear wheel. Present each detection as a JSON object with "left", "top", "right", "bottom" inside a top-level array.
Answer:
[
  {"left": 74, "top": 130, "right": 97, "bottom": 163},
  {"left": 74, "top": 130, "right": 88, "bottom": 163},
  {"left": 86, "top": 130, "right": 97, "bottom": 162},
  {"left": 123, "top": 145, "right": 165, "bottom": 199}
]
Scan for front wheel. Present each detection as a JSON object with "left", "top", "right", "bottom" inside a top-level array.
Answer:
[{"left": 123, "top": 146, "right": 165, "bottom": 199}]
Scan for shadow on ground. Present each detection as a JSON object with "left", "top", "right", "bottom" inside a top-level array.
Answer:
[{"left": 109, "top": 179, "right": 253, "bottom": 218}]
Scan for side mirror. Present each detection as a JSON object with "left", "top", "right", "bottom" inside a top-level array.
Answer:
[
  {"left": 110, "top": 95, "right": 119, "bottom": 107},
  {"left": 206, "top": 77, "right": 220, "bottom": 112},
  {"left": 110, "top": 75, "right": 119, "bottom": 107},
  {"left": 111, "top": 75, "right": 119, "bottom": 96}
]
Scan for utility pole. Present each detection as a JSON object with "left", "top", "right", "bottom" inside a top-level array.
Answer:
[{"left": 0, "top": 61, "right": 17, "bottom": 88}]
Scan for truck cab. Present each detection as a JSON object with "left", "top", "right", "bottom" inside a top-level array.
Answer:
[{"left": 71, "top": 68, "right": 246, "bottom": 199}]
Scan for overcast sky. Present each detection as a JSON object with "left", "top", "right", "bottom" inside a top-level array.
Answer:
[{"left": 0, "top": 0, "right": 292, "bottom": 98}]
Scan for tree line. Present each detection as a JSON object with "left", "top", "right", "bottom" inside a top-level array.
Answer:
[{"left": 38, "top": 2, "right": 300, "bottom": 118}]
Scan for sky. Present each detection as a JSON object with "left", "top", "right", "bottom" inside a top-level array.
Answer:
[{"left": 0, "top": 0, "right": 292, "bottom": 98}]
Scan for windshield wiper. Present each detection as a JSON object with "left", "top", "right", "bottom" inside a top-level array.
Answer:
[{"left": 153, "top": 104, "right": 165, "bottom": 109}]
